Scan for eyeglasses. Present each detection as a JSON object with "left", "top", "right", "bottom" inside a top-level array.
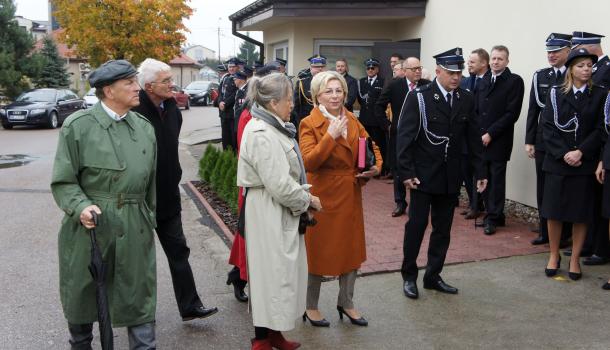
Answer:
[
  {"left": 404, "top": 66, "right": 423, "bottom": 72},
  {"left": 366, "top": 67, "right": 377, "bottom": 71},
  {"left": 152, "top": 78, "right": 174, "bottom": 85}
]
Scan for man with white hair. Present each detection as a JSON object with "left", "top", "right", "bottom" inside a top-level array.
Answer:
[{"left": 134, "top": 58, "right": 218, "bottom": 322}]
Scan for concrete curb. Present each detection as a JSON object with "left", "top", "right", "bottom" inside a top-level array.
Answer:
[{"left": 184, "top": 181, "right": 235, "bottom": 247}]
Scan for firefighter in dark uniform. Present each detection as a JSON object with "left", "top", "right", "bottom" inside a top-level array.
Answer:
[
  {"left": 571, "top": 31, "right": 610, "bottom": 265},
  {"left": 357, "top": 58, "right": 387, "bottom": 166},
  {"left": 525, "top": 33, "right": 572, "bottom": 246},
  {"left": 275, "top": 58, "right": 287, "bottom": 74},
  {"left": 218, "top": 57, "right": 241, "bottom": 150},
  {"left": 293, "top": 55, "right": 326, "bottom": 130},
  {"left": 397, "top": 48, "right": 487, "bottom": 299},
  {"left": 233, "top": 66, "right": 253, "bottom": 147}
]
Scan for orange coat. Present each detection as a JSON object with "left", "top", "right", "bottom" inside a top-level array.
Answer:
[{"left": 299, "top": 107, "right": 382, "bottom": 276}]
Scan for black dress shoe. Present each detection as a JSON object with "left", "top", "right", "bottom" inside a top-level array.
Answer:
[
  {"left": 568, "top": 262, "right": 582, "bottom": 281},
  {"left": 302, "top": 312, "right": 330, "bottom": 327},
  {"left": 423, "top": 279, "right": 458, "bottom": 294},
  {"left": 460, "top": 210, "right": 469, "bottom": 215},
  {"left": 181, "top": 306, "right": 219, "bottom": 321},
  {"left": 226, "top": 276, "right": 248, "bottom": 302},
  {"left": 403, "top": 280, "right": 419, "bottom": 299},
  {"left": 337, "top": 306, "right": 368, "bottom": 326},
  {"left": 602, "top": 282, "right": 610, "bottom": 290},
  {"left": 484, "top": 223, "right": 496, "bottom": 235},
  {"left": 464, "top": 210, "right": 480, "bottom": 220},
  {"left": 531, "top": 236, "right": 549, "bottom": 245},
  {"left": 391, "top": 205, "right": 407, "bottom": 217},
  {"left": 545, "top": 256, "right": 561, "bottom": 277},
  {"left": 583, "top": 254, "right": 609, "bottom": 266}
]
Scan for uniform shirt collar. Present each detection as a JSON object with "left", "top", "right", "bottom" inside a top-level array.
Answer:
[
  {"left": 435, "top": 79, "right": 453, "bottom": 97},
  {"left": 572, "top": 84, "right": 586, "bottom": 94},
  {"left": 101, "top": 101, "right": 127, "bottom": 121}
]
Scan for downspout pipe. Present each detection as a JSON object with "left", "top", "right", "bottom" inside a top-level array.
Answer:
[{"left": 231, "top": 20, "right": 265, "bottom": 63}]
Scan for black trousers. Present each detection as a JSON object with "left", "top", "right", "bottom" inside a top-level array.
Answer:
[
  {"left": 401, "top": 189, "right": 457, "bottom": 282},
  {"left": 221, "top": 115, "right": 235, "bottom": 151},
  {"left": 483, "top": 160, "right": 507, "bottom": 225},
  {"left": 535, "top": 150, "right": 573, "bottom": 241},
  {"left": 387, "top": 128, "right": 406, "bottom": 208},
  {"left": 461, "top": 153, "right": 483, "bottom": 211},
  {"left": 156, "top": 214, "right": 203, "bottom": 316}
]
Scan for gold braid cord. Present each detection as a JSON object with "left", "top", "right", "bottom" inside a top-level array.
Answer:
[{"left": 298, "top": 80, "right": 314, "bottom": 106}]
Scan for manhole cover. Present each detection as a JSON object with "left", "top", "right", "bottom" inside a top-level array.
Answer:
[{"left": 0, "top": 154, "right": 37, "bottom": 169}]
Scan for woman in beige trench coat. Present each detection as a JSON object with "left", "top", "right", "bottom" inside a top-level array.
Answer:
[{"left": 237, "top": 73, "right": 322, "bottom": 350}]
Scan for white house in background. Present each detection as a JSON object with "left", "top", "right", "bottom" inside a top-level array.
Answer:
[
  {"left": 229, "top": 0, "right": 610, "bottom": 208},
  {"left": 14, "top": 16, "right": 50, "bottom": 41},
  {"left": 184, "top": 45, "right": 217, "bottom": 62}
]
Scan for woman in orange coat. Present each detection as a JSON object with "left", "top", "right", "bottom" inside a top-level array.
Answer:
[{"left": 299, "top": 71, "right": 382, "bottom": 327}]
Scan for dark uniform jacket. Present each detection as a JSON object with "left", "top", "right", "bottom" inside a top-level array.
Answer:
[
  {"left": 475, "top": 67, "right": 525, "bottom": 161},
  {"left": 542, "top": 85, "right": 606, "bottom": 175},
  {"left": 293, "top": 75, "right": 314, "bottom": 128},
  {"left": 357, "top": 76, "right": 385, "bottom": 127},
  {"left": 602, "top": 92, "right": 610, "bottom": 169},
  {"left": 460, "top": 71, "right": 490, "bottom": 154},
  {"left": 133, "top": 90, "right": 182, "bottom": 221},
  {"left": 234, "top": 82, "right": 249, "bottom": 122},
  {"left": 343, "top": 73, "right": 358, "bottom": 111},
  {"left": 219, "top": 74, "right": 237, "bottom": 120},
  {"left": 376, "top": 77, "right": 431, "bottom": 133},
  {"left": 525, "top": 67, "right": 565, "bottom": 151},
  {"left": 397, "top": 80, "right": 485, "bottom": 194},
  {"left": 593, "top": 55, "right": 610, "bottom": 89}
]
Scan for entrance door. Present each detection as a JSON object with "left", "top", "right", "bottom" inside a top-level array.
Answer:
[{"left": 372, "top": 40, "right": 421, "bottom": 85}]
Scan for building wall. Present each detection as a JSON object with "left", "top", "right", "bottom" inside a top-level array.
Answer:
[
  {"left": 171, "top": 66, "right": 201, "bottom": 88},
  {"left": 258, "top": 0, "right": 609, "bottom": 207},
  {"left": 184, "top": 45, "right": 217, "bottom": 62},
  {"left": 396, "top": 0, "right": 610, "bottom": 207}
]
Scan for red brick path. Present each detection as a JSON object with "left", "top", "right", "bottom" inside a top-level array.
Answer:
[{"left": 359, "top": 179, "right": 548, "bottom": 274}]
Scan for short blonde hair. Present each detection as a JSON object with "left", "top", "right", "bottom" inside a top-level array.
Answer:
[{"left": 310, "top": 71, "right": 348, "bottom": 106}]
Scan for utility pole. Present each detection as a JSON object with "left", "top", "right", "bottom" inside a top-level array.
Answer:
[{"left": 217, "top": 17, "right": 222, "bottom": 63}]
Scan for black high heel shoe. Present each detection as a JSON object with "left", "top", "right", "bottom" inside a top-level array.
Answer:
[
  {"left": 226, "top": 276, "right": 248, "bottom": 302},
  {"left": 545, "top": 256, "right": 561, "bottom": 277},
  {"left": 337, "top": 306, "right": 368, "bottom": 327},
  {"left": 568, "top": 261, "right": 582, "bottom": 281},
  {"left": 302, "top": 312, "right": 330, "bottom": 327}
]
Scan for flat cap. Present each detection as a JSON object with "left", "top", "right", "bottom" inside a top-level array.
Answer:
[
  {"left": 308, "top": 54, "right": 327, "bottom": 67},
  {"left": 88, "top": 60, "right": 137, "bottom": 88},
  {"left": 572, "top": 31, "right": 605, "bottom": 46},
  {"left": 364, "top": 58, "right": 380, "bottom": 67},
  {"left": 546, "top": 33, "right": 572, "bottom": 52}
]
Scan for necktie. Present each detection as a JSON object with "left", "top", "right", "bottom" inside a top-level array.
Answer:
[
  {"left": 556, "top": 70, "right": 562, "bottom": 82},
  {"left": 369, "top": 78, "right": 373, "bottom": 85},
  {"left": 469, "top": 77, "right": 475, "bottom": 91},
  {"left": 575, "top": 91, "right": 583, "bottom": 99},
  {"left": 446, "top": 93, "right": 452, "bottom": 108},
  {"left": 475, "top": 77, "right": 481, "bottom": 90},
  {"left": 409, "top": 82, "right": 416, "bottom": 91}
]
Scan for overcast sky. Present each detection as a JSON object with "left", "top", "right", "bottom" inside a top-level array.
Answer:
[{"left": 14, "top": 0, "right": 263, "bottom": 58}]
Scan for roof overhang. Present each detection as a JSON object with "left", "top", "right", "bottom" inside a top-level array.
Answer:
[{"left": 229, "top": 0, "right": 427, "bottom": 31}]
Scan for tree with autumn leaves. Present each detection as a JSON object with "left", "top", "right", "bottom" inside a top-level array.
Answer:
[{"left": 52, "top": 0, "right": 193, "bottom": 67}]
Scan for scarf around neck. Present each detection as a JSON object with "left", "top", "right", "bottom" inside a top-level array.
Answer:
[{"left": 250, "top": 103, "right": 307, "bottom": 185}]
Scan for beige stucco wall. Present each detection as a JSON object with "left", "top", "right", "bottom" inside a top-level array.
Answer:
[
  {"left": 397, "top": 0, "right": 610, "bottom": 207},
  {"left": 171, "top": 66, "right": 201, "bottom": 88},
  {"left": 257, "top": 0, "right": 610, "bottom": 207}
]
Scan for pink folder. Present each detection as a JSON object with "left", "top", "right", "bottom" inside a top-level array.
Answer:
[{"left": 358, "top": 137, "right": 366, "bottom": 169}]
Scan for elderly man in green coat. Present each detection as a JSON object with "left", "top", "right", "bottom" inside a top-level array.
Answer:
[{"left": 51, "top": 60, "right": 158, "bottom": 349}]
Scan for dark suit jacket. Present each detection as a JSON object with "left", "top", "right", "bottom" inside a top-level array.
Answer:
[
  {"left": 396, "top": 80, "right": 485, "bottom": 194},
  {"left": 475, "top": 67, "right": 525, "bottom": 161},
  {"left": 375, "top": 77, "right": 431, "bottom": 133},
  {"left": 542, "top": 85, "right": 605, "bottom": 175},
  {"left": 343, "top": 73, "right": 358, "bottom": 111},
  {"left": 357, "top": 76, "right": 385, "bottom": 127},
  {"left": 133, "top": 90, "right": 183, "bottom": 220},
  {"left": 525, "top": 67, "right": 564, "bottom": 151}
]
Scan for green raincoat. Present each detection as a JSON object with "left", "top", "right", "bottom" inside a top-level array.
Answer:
[{"left": 51, "top": 103, "right": 157, "bottom": 327}]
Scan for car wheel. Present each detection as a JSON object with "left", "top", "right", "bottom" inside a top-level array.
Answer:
[
  {"left": 1, "top": 123, "right": 13, "bottom": 130},
  {"left": 47, "top": 111, "right": 59, "bottom": 129},
  {"left": 185, "top": 99, "right": 190, "bottom": 110}
]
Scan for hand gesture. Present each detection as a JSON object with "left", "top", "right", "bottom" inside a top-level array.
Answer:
[
  {"left": 309, "top": 195, "right": 322, "bottom": 211},
  {"left": 481, "top": 133, "right": 492, "bottom": 147},
  {"left": 524, "top": 144, "right": 535, "bottom": 159},
  {"left": 563, "top": 150, "right": 582, "bottom": 167},
  {"left": 476, "top": 179, "right": 488, "bottom": 193},
  {"left": 403, "top": 177, "right": 421, "bottom": 189},
  {"left": 80, "top": 205, "right": 102, "bottom": 229},
  {"left": 327, "top": 115, "right": 348, "bottom": 139}
]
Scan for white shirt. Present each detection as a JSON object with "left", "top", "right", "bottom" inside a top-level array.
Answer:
[
  {"left": 572, "top": 85, "right": 586, "bottom": 95},
  {"left": 435, "top": 79, "right": 453, "bottom": 102},
  {"left": 101, "top": 101, "right": 127, "bottom": 121},
  {"left": 555, "top": 66, "right": 566, "bottom": 76},
  {"left": 368, "top": 75, "right": 377, "bottom": 85},
  {"left": 491, "top": 70, "right": 505, "bottom": 83}
]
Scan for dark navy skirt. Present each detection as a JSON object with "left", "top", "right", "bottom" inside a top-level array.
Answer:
[{"left": 541, "top": 173, "right": 595, "bottom": 223}]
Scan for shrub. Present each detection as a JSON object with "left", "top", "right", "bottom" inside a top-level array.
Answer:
[
  {"left": 198, "top": 145, "right": 238, "bottom": 213},
  {"left": 199, "top": 143, "right": 220, "bottom": 183}
]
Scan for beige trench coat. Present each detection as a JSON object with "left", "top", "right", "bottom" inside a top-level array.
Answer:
[{"left": 237, "top": 117, "right": 311, "bottom": 331}]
